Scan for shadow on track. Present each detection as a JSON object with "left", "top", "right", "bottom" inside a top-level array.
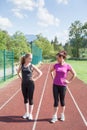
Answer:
[{"left": 0, "top": 116, "right": 51, "bottom": 123}]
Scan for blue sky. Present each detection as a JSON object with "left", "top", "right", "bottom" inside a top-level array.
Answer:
[{"left": 0, "top": 0, "right": 87, "bottom": 44}]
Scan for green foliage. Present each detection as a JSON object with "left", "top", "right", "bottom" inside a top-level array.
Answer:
[
  {"left": 0, "top": 30, "right": 11, "bottom": 50},
  {"left": 79, "top": 48, "right": 87, "bottom": 58},
  {"left": 64, "top": 42, "right": 73, "bottom": 57},
  {"left": 68, "top": 21, "right": 87, "bottom": 58},
  {"left": 0, "top": 19, "right": 87, "bottom": 61},
  {"left": 69, "top": 21, "right": 83, "bottom": 58},
  {"left": 51, "top": 36, "right": 64, "bottom": 51},
  {"left": 0, "top": 30, "right": 31, "bottom": 60},
  {"left": 10, "top": 31, "right": 31, "bottom": 59},
  {"left": 35, "top": 34, "right": 54, "bottom": 59}
]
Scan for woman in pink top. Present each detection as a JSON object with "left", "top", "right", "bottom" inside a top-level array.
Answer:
[{"left": 50, "top": 51, "right": 76, "bottom": 123}]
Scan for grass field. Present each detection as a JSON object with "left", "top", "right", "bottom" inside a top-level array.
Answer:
[{"left": 67, "top": 60, "right": 87, "bottom": 84}]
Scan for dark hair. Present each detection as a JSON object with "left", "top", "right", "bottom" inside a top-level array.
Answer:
[
  {"left": 20, "top": 53, "right": 32, "bottom": 65},
  {"left": 56, "top": 50, "right": 67, "bottom": 59}
]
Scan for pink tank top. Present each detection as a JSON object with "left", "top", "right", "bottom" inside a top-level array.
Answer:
[{"left": 53, "top": 63, "right": 72, "bottom": 86}]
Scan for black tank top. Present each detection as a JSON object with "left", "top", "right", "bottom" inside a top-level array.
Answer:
[{"left": 22, "top": 64, "right": 33, "bottom": 81}]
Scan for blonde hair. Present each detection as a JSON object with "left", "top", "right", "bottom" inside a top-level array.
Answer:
[{"left": 20, "top": 53, "right": 32, "bottom": 65}]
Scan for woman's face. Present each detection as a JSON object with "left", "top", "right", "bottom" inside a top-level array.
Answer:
[
  {"left": 25, "top": 55, "right": 32, "bottom": 63},
  {"left": 56, "top": 55, "right": 64, "bottom": 62}
]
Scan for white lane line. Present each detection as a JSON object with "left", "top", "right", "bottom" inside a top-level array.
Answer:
[
  {"left": 67, "top": 86, "right": 87, "bottom": 127},
  {"left": 32, "top": 64, "right": 51, "bottom": 130},
  {"left": 0, "top": 88, "right": 21, "bottom": 111}
]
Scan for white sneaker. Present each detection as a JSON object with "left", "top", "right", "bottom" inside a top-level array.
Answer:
[
  {"left": 22, "top": 113, "right": 29, "bottom": 119},
  {"left": 60, "top": 113, "right": 65, "bottom": 121},
  {"left": 50, "top": 115, "right": 58, "bottom": 123},
  {"left": 28, "top": 114, "right": 33, "bottom": 120}
]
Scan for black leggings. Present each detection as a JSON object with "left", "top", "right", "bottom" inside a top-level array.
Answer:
[
  {"left": 53, "top": 84, "right": 66, "bottom": 107},
  {"left": 22, "top": 80, "right": 35, "bottom": 105}
]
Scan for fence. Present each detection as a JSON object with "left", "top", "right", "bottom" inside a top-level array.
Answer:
[
  {"left": 31, "top": 43, "right": 42, "bottom": 64},
  {"left": 0, "top": 50, "right": 14, "bottom": 81}
]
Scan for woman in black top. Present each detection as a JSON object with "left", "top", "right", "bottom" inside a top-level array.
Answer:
[{"left": 17, "top": 53, "right": 42, "bottom": 120}]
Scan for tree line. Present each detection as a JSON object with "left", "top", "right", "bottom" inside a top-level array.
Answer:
[
  {"left": 51, "top": 21, "right": 87, "bottom": 59},
  {"left": 0, "top": 31, "right": 31, "bottom": 60},
  {"left": 0, "top": 20, "right": 87, "bottom": 60},
  {"left": 64, "top": 21, "right": 87, "bottom": 59}
]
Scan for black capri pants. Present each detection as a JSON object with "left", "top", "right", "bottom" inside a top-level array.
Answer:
[
  {"left": 53, "top": 84, "right": 66, "bottom": 107},
  {"left": 21, "top": 80, "right": 35, "bottom": 105}
]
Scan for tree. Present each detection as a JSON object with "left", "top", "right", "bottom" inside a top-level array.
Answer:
[
  {"left": 35, "top": 34, "right": 54, "bottom": 58},
  {"left": 53, "top": 36, "right": 59, "bottom": 51},
  {"left": 10, "top": 31, "right": 31, "bottom": 59},
  {"left": 0, "top": 30, "right": 11, "bottom": 50},
  {"left": 69, "top": 21, "right": 83, "bottom": 58},
  {"left": 64, "top": 42, "right": 72, "bottom": 57},
  {"left": 51, "top": 36, "right": 64, "bottom": 52},
  {"left": 82, "top": 22, "right": 87, "bottom": 48}
]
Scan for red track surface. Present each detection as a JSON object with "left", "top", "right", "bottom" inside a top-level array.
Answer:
[{"left": 0, "top": 64, "right": 87, "bottom": 130}]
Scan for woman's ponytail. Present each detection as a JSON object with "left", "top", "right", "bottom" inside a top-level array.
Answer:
[{"left": 20, "top": 56, "right": 25, "bottom": 66}]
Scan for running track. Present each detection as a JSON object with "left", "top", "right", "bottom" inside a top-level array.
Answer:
[{"left": 0, "top": 64, "right": 87, "bottom": 130}]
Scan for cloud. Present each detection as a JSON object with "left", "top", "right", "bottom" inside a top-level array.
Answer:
[
  {"left": 56, "top": 0, "right": 69, "bottom": 5},
  {"left": 8, "top": 0, "right": 37, "bottom": 18},
  {"left": 56, "top": 30, "right": 69, "bottom": 44},
  {"left": 9, "top": 0, "right": 36, "bottom": 11},
  {"left": 12, "top": 9, "right": 27, "bottom": 19},
  {"left": 0, "top": 16, "right": 12, "bottom": 29},
  {"left": 9, "top": 0, "right": 60, "bottom": 27},
  {"left": 37, "top": 8, "right": 60, "bottom": 27},
  {"left": 37, "top": 0, "right": 45, "bottom": 8},
  {"left": 37, "top": 0, "right": 60, "bottom": 27}
]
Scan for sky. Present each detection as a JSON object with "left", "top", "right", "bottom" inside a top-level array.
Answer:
[{"left": 0, "top": 0, "right": 87, "bottom": 44}]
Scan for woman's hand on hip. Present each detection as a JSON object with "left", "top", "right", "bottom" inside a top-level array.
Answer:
[{"left": 64, "top": 79, "right": 70, "bottom": 84}]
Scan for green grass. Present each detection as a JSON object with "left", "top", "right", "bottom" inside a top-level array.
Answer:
[
  {"left": 67, "top": 60, "right": 87, "bottom": 84},
  {"left": 50, "top": 59, "right": 87, "bottom": 84}
]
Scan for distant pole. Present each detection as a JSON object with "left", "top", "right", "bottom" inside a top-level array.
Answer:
[
  {"left": 3, "top": 50, "right": 6, "bottom": 81},
  {"left": 30, "top": 41, "right": 33, "bottom": 53},
  {"left": 12, "top": 51, "right": 14, "bottom": 77}
]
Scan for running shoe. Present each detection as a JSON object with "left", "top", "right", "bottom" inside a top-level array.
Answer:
[
  {"left": 22, "top": 113, "right": 29, "bottom": 119},
  {"left": 60, "top": 113, "right": 65, "bottom": 121},
  {"left": 50, "top": 115, "right": 58, "bottom": 123},
  {"left": 28, "top": 114, "right": 33, "bottom": 120}
]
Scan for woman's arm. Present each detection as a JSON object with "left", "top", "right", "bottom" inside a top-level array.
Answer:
[
  {"left": 32, "top": 65, "right": 42, "bottom": 81},
  {"left": 50, "top": 66, "right": 55, "bottom": 80},
  {"left": 66, "top": 67, "right": 76, "bottom": 84},
  {"left": 17, "top": 65, "right": 22, "bottom": 80}
]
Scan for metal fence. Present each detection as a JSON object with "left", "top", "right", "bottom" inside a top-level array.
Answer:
[
  {"left": 0, "top": 50, "right": 14, "bottom": 81},
  {"left": 32, "top": 43, "right": 42, "bottom": 64},
  {"left": 0, "top": 44, "right": 42, "bottom": 82}
]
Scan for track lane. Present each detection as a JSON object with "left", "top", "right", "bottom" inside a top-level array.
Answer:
[
  {"left": 0, "top": 64, "right": 87, "bottom": 130},
  {"left": 0, "top": 64, "right": 50, "bottom": 130},
  {"left": 34, "top": 64, "right": 87, "bottom": 130}
]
